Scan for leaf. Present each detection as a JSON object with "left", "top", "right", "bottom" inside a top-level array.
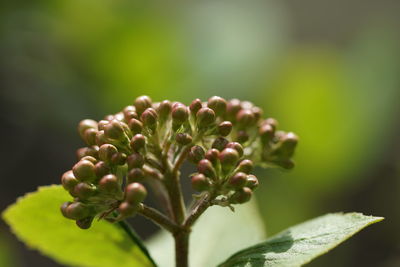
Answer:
[
  {"left": 146, "top": 199, "right": 266, "bottom": 267},
  {"left": 2, "top": 185, "right": 155, "bottom": 267},
  {"left": 218, "top": 212, "right": 383, "bottom": 267}
]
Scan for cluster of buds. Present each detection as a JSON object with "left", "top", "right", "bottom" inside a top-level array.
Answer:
[{"left": 60, "top": 96, "right": 297, "bottom": 229}]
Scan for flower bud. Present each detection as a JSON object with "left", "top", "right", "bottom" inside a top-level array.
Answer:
[
  {"left": 77, "top": 146, "right": 99, "bottom": 160},
  {"left": 226, "top": 142, "right": 244, "bottom": 157},
  {"left": 226, "top": 99, "right": 242, "bottom": 120},
  {"left": 61, "top": 171, "right": 79, "bottom": 191},
  {"left": 218, "top": 121, "right": 233, "bottom": 136},
  {"left": 98, "top": 174, "right": 120, "bottom": 194},
  {"left": 212, "top": 137, "right": 229, "bottom": 151},
  {"left": 219, "top": 148, "right": 239, "bottom": 172},
  {"left": 229, "top": 187, "right": 252, "bottom": 204},
  {"left": 189, "top": 99, "right": 202, "bottom": 116},
  {"left": 80, "top": 156, "right": 97, "bottom": 164},
  {"left": 236, "top": 159, "right": 253, "bottom": 174},
  {"left": 176, "top": 133, "right": 192, "bottom": 146},
  {"left": 236, "top": 109, "right": 255, "bottom": 128},
  {"left": 65, "top": 202, "right": 90, "bottom": 220},
  {"left": 196, "top": 108, "right": 215, "bottom": 128},
  {"left": 72, "top": 160, "right": 96, "bottom": 181},
  {"left": 104, "top": 115, "right": 115, "bottom": 121},
  {"left": 76, "top": 217, "right": 94, "bottom": 229},
  {"left": 94, "top": 161, "right": 111, "bottom": 178},
  {"left": 227, "top": 172, "right": 247, "bottom": 189},
  {"left": 263, "top": 118, "right": 278, "bottom": 130},
  {"left": 246, "top": 175, "right": 259, "bottom": 190},
  {"left": 130, "top": 134, "right": 146, "bottom": 151},
  {"left": 73, "top": 182, "right": 96, "bottom": 199},
  {"left": 273, "top": 132, "right": 298, "bottom": 158},
  {"left": 78, "top": 119, "right": 98, "bottom": 139},
  {"left": 157, "top": 100, "right": 172, "bottom": 122},
  {"left": 205, "top": 149, "right": 219, "bottom": 165},
  {"left": 188, "top": 146, "right": 205, "bottom": 164},
  {"left": 83, "top": 128, "right": 97, "bottom": 146},
  {"left": 251, "top": 106, "right": 263, "bottom": 122},
  {"left": 60, "top": 201, "right": 72, "bottom": 218},
  {"left": 127, "top": 168, "right": 145, "bottom": 183},
  {"left": 111, "top": 152, "right": 127, "bottom": 165},
  {"left": 128, "top": 118, "right": 143, "bottom": 134},
  {"left": 118, "top": 201, "right": 139, "bottom": 217},
  {"left": 98, "top": 144, "right": 118, "bottom": 163},
  {"left": 104, "top": 120, "right": 125, "bottom": 140},
  {"left": 191, "top": 174, "right": 211, "bottom": 192},
  {"left": 95, "top": 130, "right": 108, "bottom": 146},
  {"left": 197, "top": 159, "right": 216, "bottom": 179},
  {"left": 125, "top": 183, "right": 147, "bottom": 204},
  {"left": 259, "top": 123, "right": 275, "bottom": 144},
  {"left": 141, "top": 108, "right": 158, "bottom": 131},
  {"left": 207, "top": 96, "right": 227, "bottom": 116},
  {"left": 123, "top": 106, "right": 138, "bottom": 121},
  {"left": 236, "top": 131, "right": 249, "bottom": 144},
  {"left": 127, "top": 153, "right": 144, "bottom": 169},
  {"left": 172, "top": 104, "right": 189, "bottom": 127},
  {"left": 97, "top": 120, "right": 109, "bottom": 131},
  {"left": 134, "top": 95, "right": 152, "bottom": 115}
]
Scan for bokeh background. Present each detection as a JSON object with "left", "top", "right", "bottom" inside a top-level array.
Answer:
[{"left": 1, "top": 0, "right": 399, "bottom": 266}]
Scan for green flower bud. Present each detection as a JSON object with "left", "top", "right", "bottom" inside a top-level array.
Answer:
[
  {"left": 219, "top": 148, "right": 239, "bottom": 172},
  {"left": 236, "top": 109, "right": 255, "bottom": 128},
  {"left": 226, "top": 99, "right": 242, "bottom": 120},
  {"left": 78, "top": 119, "right": 98, "bottom": 139},
  {"left": 141, "top": 108, "right": 158, "bottom": 131},
  {"left": 259, "top": 123, "right": 275, "bottom": 144},
  {"left": 172, "top": 103, "right": 189, "bottom": 127},
  {"left": 65, "top": 202, "right": 90, "bottom": 220},
  {"left": 72, "top": 160, "right": 96, "bottom": 182},
  {"left": 118, "top": 201, "right": 140, "bottom": 217},
  {"left": 246, "top": 174, "right": 259, "bottom": 190},
  {"left": 111, "top": 152, "right": 127, "bottom": 165},
  {"left": 196, "top": 108, "right": 215, "bottom": 127},
  {"left": 104, "top": 120, "right": 125, "bottom": 140},
  {"left": 73, "top": 182, "right": 96, "bottom": 199},
  {"left": 127, "top": 168, "right": 145, "bottom": 183},
  {"left": 188, "top": 145, "right": 205, "bottom": 164},
  {"left": 197, "top": 159, "right": 216, "bottom": 179},
  {"left": 83, "top": 128, "right": 98, "bottom": 146},
  {"left": 236, "top": 131, "right": 249, "bottom": 144},
  {"left": 61, "top": 170, "right": 79, "bottom": 191},
  {"left": 226, "top": 142, "right": 244, "bottom": 158},
  {"left": 205, "top": 148, "right": 219, "bottom": 165},
  {"left": 189, "top": 98, "right": 203, "bottom": 116},
  {"left": 125, "top": 183, "right": 147, "bottom": 204},
  {"left": 128, "top": 119, "right": 143, "bottom": 134},
  {"left": 236, "top": 159, "right": 253, "bottom": 174},
  {"left": 227, "top": 172, "right": 247, "bottom": 189},
  {"left": 207, "top": 96, "right": 227, "bottom": 116},
  {"left": 76, "top": 216, "right": 94, "bottom": 229},
  {"left": 157, "top": 100, "right": 172, "bottom": 122},
  {"left": 98, "top": 144, "right": 118, "bottom": 163},
  {"left": 134, "top": 95, "right": 152, "bottom": 115},
  {"left": 127, "top": 153, "right": 144, "bottom": 169},
  {"left": 218, "top": 121, "right": 233, "bottom": 136},
  {"left": 95, "top": 130, "right": 108, "bottom": 146},
  {"left": 191, "top": 173, "right": 211, "bottom": 192},
  {"left": 212, "top": 137, "right": 229, "bottom": 151},
  {"left": 80, "top": 156, "right": 97, "bottom": 164},
  {"left": 176, "top": 133, "right": 192, "bottom": 146},
  {"left": 98, "top": 174, "right": 120, "bottom": 194},
  {"left": 94, "top": 161, "right": 111, "bottom": 178},
  {"left": 130, "top": 134, "right": 146, "bottom": 151},
  {"left": 229, "top": 187, "right": 252, "bottom": 204}
]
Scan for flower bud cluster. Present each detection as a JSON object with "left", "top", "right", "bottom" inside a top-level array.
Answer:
[{"left": 61, "top": 96, "right": 297, "bottom": 228}]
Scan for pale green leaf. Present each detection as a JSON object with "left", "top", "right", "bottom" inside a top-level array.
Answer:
[
  {"left": 2, "top": 185, "right": 154, "bottom": 267},
  {"left": 219, "top": 212, "right": 383, "bottom": 267},
  {"left": 146, "top": 199, "right": 266, "bottom": 267}
]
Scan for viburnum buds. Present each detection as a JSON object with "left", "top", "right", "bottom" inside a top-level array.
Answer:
[{"left": 61, "top": 95, "right": 298, "bottom": 229}]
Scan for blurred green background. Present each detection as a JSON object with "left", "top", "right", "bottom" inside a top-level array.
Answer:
[{"left": 1, "top": 0, "right": 399, "bottom": 266}]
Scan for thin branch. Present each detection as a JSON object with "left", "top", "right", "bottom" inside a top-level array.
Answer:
[
  {"left": 138, "top": 204, "right": 180, "bottom": 234},
  {"left": 183, "top": 194, "right": 213, "bottom": 229}
]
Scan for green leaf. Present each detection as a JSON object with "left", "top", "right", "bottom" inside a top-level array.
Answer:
[
  {"left": 219, "top": 212, "right": 383, "bottom": 267},
  {"left": 146, "top": 199, "right": 266, "bottom": 267},
  {"left": 2, "top": 185, "right": 154, "bottom": 267}
]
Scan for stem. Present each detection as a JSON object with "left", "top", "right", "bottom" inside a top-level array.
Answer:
[
  {"left": 138, "top": 204, "right": 180, "bottom": 233},
  {"left": 183, "top": 194, "right": 212, "bottom": 229},
  {"left": 164, "top": 170, "right": 186, "bottom": 224},
  {"left": 174, "top": 231, "right": 189, "bottom": 267}
]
